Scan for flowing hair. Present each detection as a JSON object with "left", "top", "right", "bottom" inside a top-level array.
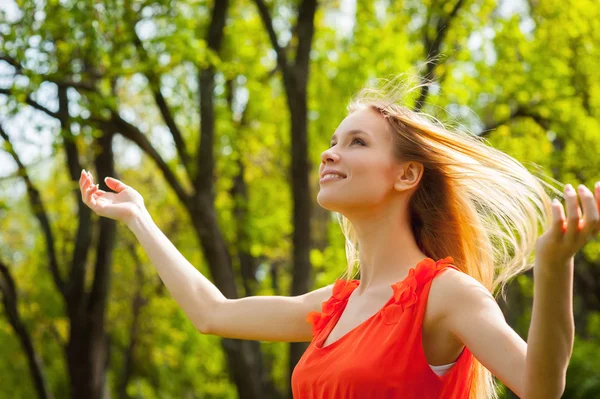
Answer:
[{"left": 336, "top": 76, "right": 564, "bottom": 399}]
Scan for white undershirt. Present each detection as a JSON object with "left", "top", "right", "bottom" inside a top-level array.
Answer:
[{"left": 429, "top": 361, "right": 456, "bottom": 376}]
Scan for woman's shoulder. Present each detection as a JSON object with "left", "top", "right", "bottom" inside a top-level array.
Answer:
[{"left": 428, "top": 266, "right": 495, "bottom": 328}]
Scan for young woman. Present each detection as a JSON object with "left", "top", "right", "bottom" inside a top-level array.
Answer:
[{"left": 79, "top": 82, "right": 597, "bottom": 398}]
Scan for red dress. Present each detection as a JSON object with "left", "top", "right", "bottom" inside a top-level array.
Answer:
[{"left": 291, "top": 257, "right": 475, "bottom": 398}]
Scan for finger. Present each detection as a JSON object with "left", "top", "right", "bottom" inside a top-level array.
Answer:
[
  {"left": 90, "top": 188, "right": 107, "bottom": 199},
  {"left": 551, "top": 198, "right": 567, "bottom": 238},
  {"left": 564, "top": 184, "right": 582, "bottom": 242},
  {"left": 83, "top": 184, "right": 91, "bottom": 204},
  {"left": 84, "top": 184, "right": 94, "bottom": 202},
  {"left": 90, "top": 186, "right": 98, "bottom": 207},
  {"left": 80, "top": 169, "right": 85, "bottom": 189},
  {"left": 86, "top": 184, "right": 98, "bottom": 204},
  {"left": 578, "top": 184, "right": 600, "bottom": 239},
  {"left": 80, "top": 169, "right": 91, "bottom": 191},
  {"left": 104, "top": 176, "right": 128, "bottom": 193},
  {"left": 595, "top": 181, "right": 600, "bottom": 221},
  {"left": 81, "top": 171, "right": 91, "bottom": 201}
]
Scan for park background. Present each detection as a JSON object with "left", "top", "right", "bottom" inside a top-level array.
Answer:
[{"left": 1, "top": 0, "right": 599, "bottom": 398}]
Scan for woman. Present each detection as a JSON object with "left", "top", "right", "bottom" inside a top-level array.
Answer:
[{"left": 79, "top": 81, "right": 597, "bottom": 398}]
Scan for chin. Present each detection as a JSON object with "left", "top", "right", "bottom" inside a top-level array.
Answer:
[{"left": 316, "top": 193, "right": 346, "bottom": 214}]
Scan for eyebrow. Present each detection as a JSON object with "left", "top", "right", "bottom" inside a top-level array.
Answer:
[{"left": 330, "top": 129, "right": 369, "bottom": 143}]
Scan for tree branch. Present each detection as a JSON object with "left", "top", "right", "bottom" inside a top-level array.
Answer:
[
  {"left": 0, "top": 55, "right": 22, "bottom": 71},
  {"left": 479, "top": 106, "right": 550, "bottom": 138},
  {"left": 252, "top": 0, "right": 290, "bottom": 73},
  {"left": 86, "top": 130, "right": 117, "bottom": 317},
  {"left": 194, "top": 0, "right": 230, "bottom": 193},
  {"left": 414, "top": 0, "right": 466, "bottom": 111},
  {"left": 0, "top": 124, "right": 65, "bottom": 294},
  {"left": 0, "top": 55, "right": 96, "bottom": 92},
  {"left": 118, "top": 240, "right": 148, "bottom": 399},
  {"left": 2, "top": 72, "right": 191, "bottom": 213},
  {"left": 294, "top": 0, "right": 318, "bottom": 76},
  {"left": 50, "top": 86, "right": 95, "bottom": 310},
  {"left": 102, "top": 113, "right": 191, "bottom": 205},
  {"left": 0, "top": 260, "right": 55, "bottom": 399},
  {"left": 126, "top": 11, "right": 193, "bottom": 178},
  {"left": 0, "top": 88, "right": 60, "bottom": 119}
]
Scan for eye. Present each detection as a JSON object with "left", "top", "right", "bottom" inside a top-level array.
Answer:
[{"left": 329, "top": 138, "right": 365, "bottom": 148}]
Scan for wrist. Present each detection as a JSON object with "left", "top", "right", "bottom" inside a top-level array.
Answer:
[
  {"left": 125, "top": 206, "right": 152, "bottom": 233},
  {"left": 533, "top": 257, "right": 573, "bottom": 281}
]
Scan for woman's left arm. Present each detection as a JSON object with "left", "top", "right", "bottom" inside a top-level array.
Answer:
[
  {"left": 524, "top": 257, "right": 574, "bottom": 397},
  {"left": 439, "top": 182, "right": 600, "bottom": 398}
]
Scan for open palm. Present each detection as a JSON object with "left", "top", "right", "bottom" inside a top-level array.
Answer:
[{"left": 79, "top": 169, "right": 145, "bottom": 225}]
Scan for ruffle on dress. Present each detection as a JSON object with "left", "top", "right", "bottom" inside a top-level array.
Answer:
[
  {"left": 381, "top": 256, "right": 455, "bottom": 324},
  {"left": 306, "top": 279, "right": 359, "bottom": 337}
]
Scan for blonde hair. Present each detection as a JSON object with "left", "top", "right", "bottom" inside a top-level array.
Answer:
[{"left": 336, "top": 76, "right": 564, "bottom": 399}]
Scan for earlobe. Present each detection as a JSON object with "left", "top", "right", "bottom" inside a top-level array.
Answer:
[{"left": 394, "top": 177, "right": 411, "bottom": 192}]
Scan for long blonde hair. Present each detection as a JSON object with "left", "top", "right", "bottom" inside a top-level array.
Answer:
[{"left": 336, "top": 76, "right": 563, "bottom": 399}]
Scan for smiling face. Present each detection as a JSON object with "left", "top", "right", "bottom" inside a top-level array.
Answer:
[{"left": 317, "top": 107, "right": 406, "bottom": 215}]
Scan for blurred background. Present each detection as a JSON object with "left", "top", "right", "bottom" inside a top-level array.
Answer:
[{"left": 1, "top": 0, "right": 599, "bottom": 398}]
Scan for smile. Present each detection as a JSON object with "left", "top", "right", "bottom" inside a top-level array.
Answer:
[{"left": 320, "top": 174, "right": 346, "bottom": 183}]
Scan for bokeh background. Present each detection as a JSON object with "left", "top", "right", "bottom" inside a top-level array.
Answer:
[{"left": 1, "top": 0, "right": 599, "bottom": 398}]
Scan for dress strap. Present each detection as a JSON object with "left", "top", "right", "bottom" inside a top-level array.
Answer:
[
  {"left": 306, "top": 279, "right": 359, "bottom": 338},
  {"left": 381, "top": 256, "right": 456, "bottom": 325}
]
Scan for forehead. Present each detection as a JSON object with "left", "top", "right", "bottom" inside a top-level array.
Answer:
[{"left": 331, "top": 107, "right": 390, "bottom": 141}]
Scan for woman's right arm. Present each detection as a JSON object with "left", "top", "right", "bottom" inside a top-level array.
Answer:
[
  {"left": 80, "top": 170, "right": 331, "bottom": 342},
  {"left": 128, "top": 208, "right": 333, "bottom": 342}
]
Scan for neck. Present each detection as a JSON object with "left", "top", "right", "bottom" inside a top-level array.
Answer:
[{"left": 347, "top": 202, "right": 427, "bottom": 296}]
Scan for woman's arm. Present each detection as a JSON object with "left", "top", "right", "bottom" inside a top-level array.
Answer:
[
  {"left": 440, "top": 182, "right": 599, "bottom": 398},
  {"left": 126, "top": 209, "right": 225, "bottom": 333},
  {"left": 435, "top": 261, "right": 574, "bottom": 399},
  {"left": 80, "top": 170, "right": 330, "bottom": 341},
  {"left": 435, "top": 269, "right": 528, "bottom": 398},
  {"left": 524, "top": 259, "right": 574, "bottom": 397},
  {"left": 128, "top": 208, "right": 332, "bottom": 341}
]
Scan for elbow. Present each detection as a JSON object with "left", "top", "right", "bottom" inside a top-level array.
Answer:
[
  {"left": 522, "top": 379, "right": 566, "bottom": 399},
  {"left": 195, "top": 299, "right": 221, "bottom": 335},
  {"left": 194, "top": 314, "right": 214, "bottom": 335},
  {"left": 196, "top": 323, "right": 212, "bottom": 335}
]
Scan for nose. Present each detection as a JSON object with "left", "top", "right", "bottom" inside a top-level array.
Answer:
[{"left": 320, "top": 146, "right": 339, "bottom": 165}]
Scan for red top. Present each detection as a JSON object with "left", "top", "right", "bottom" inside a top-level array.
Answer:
[{"left": 291, "top": 257, "right": 475, "bottom": 399}]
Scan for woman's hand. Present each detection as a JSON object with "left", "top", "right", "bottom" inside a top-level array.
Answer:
[
  {"left": 79, "top": 169, "right": 146, "bottom": 226},
  {"left": 535, "top": 182, "right": 600, "bottom": 269}
]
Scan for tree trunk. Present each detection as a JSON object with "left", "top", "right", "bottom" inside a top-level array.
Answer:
[{"left": 66, "top": 130, "right": 117, "bottom": 399}]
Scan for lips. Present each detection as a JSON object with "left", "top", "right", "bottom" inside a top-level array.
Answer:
[
  {"left": 319, "top": 174, "right": 346, "bottom": 183},
  {"left": 320, "top": 169, "right": 347, "bottom": 179}
]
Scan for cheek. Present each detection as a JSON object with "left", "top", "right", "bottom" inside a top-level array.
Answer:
[{"left": 353, "top": 159, "right": 397, "bottom": 186}]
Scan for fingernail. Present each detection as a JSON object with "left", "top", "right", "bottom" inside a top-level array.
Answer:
[
  {"left": 566, "top": 184, "right": 573, "bottom": 192},
  {"left": 596, "top": 182, "right": 600, "bottom": 190}
]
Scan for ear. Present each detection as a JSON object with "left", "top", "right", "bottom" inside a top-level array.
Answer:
[{"left": 394, "top": 161, "right": 423, "bottom": 192}]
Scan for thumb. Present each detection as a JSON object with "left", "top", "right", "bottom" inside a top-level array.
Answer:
[{"left": 104, "top": 176, "right": 128, "bottom": 193}]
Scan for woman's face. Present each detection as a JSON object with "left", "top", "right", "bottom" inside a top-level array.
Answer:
[{"left": 317, "top": 107, "right": 403, "bottom": 214}]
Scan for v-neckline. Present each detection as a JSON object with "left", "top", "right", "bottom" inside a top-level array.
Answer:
[
  {"left": 316, "top": 289, "right": 394, "bottom": 349},
  {"left": 315, "top": 257, "right": 428, "bottom": 350}
]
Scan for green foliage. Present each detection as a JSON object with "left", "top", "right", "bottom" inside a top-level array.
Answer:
[{"left": 1, "top": 0, "right": 600, "bottom": 397}]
